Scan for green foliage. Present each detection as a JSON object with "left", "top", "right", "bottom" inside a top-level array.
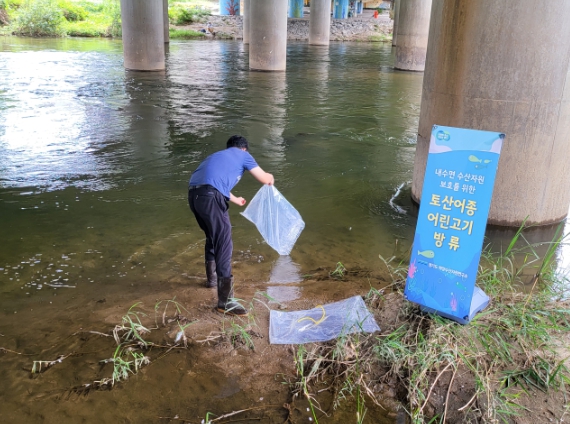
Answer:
[
  {"left": 76, "top": 0, "right": 103, "bottom": 13},
  {"left": 102, "top": 0, "right": 120, "bottom": 37},
  {"left": 63, "top": 18, "right": 107, "bottom": 37},
  {"left": 368, "top": 33, "right": 390, "bottom": 43},
  {"left": 110, "top": 345, "right": 150, "bottom": 384},
  {"left": 13, "top": 0, "right": 66, "bottom": 36},
  {"left": 372, "top": 234, "right": 570, "bottom": 423},
  {"left": 4, "top": 0, "right": 22, "bottom": 10},
  {"left": 169, "top": 28, "right": 205, "bottom": 39},
  {"left": 169, "top": 5, "right": 209, "bottom": 25},
  {"left": 57, "top": 0, "right": 87, "bottom": 22},
  {"left": 330, "top": 261, "right": 346, "bottom": 279},
  {"left": 58, "top": 0, "right": 118, "bottom": 37}
]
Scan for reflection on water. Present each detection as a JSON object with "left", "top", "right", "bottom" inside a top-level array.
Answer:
[
  {"left": 0, "top": 38, "right": 425, "bottom": 305},
  {"left": 1, "top": 35, "right": 568, "bottom": 424},
  {"left": 1, "top": 37, "right": 568, "bottom": 316},
  {"left": 267, "top": 255, "right": 303, "bottom": 302},
  {"left": 269, "top": 255, "right": 303, "bottom": 283}
]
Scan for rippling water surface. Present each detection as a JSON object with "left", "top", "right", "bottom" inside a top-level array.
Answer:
[
  {"left": 0, "top": 37, "right": 423, "bottom": 302},
  {"left": 4, "top": 34, "right": 570, "bottom": 424},
  {"left": 0, "top": 36, "right": 426, "bottom": 423}
]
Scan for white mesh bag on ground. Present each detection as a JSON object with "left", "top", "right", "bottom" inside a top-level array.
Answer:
[
  {"left": 240, "top": 185, "right": 305, "bottom": 256},
  {"left": 269, "top": 296, "right": 381, "bottom": 344}
]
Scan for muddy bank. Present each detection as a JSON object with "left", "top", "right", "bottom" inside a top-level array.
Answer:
[
  {"left": 182, "top": 13, "right": 393, "bottom": 42},
  {"left": 0, "top": 248, "right": 401, "bottom": 423},
  {"left": 2, "top": 245, "right": 570, "bottom": 423}
]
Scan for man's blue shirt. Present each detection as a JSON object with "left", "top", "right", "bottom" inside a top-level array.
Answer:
[{"left": 189, "top": 148, "right": 258, "bottom": 198}]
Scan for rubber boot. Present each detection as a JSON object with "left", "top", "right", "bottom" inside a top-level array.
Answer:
[
  {"left": 205, "top": 261, "right": 217, "bottom": 288},
  {"left": 216, "top": 276, "right": 248, "bottom": 316}
]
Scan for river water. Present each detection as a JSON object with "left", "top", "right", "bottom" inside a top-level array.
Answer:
[
  {"left": 0, "top": 37, "right": 421, "bottom": 303},
  {"left": 1, "top": 36, "right": 566, "bottom": 423}
]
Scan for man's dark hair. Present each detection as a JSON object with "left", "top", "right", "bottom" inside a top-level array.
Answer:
[{"left": 226, "top": 135, "right": 249, "bottom": 151}]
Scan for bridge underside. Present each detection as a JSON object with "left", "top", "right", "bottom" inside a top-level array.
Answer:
[{"left": 120, "top": 0, "right": 570, "bottom": 227}]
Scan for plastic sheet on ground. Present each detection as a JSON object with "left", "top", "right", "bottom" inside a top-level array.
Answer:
[
  {"left": 269, "top": 296, "right": 381, "bottom": 344},
  {"left": 241, "top": 185, "right": 305, "bottom": 256}
]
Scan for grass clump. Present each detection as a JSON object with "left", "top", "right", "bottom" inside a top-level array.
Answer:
[
  {"left": 62, "top": 0, "right": 120, "bottom": 37},
  {"left": 368, "top": 33, "right": 390, "bottom": 43},
  {"left": 4, "top": 0, "right": 121, "bottom": 37},
  {"left": 169, "top": 28, "right": 205, "bottom": 39},
  {"left": 289, "top": 230, "right": 570, "bottom": 423},
  {"left": 169, "top": 4, "right": 210, "bottom": 25},
  {"left": 378, "top": 229, "right": 570, "bottom": 423},
  {"left": 12, "top": 0, "right": 66, "bottom": 36},
  {"left": 57, "top": 0, "right": 87, "bottom": 22},
  {"left": 28, "top": 299, "right": 195, "bottom": 396}
]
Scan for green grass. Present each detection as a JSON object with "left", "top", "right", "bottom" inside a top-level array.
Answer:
[
  {"left": 289, "top": 229, "right": 570, "bottom": 423},
  {"left": 1, "top": 0, "right": 121, "bottom": 37},
  {"left": 63, "top": 13, "right": 113, "bottom": 37},
  {"left": 169, "top": 28, "right": 205, "bottom": 39},
  {"left": 373, "top": 231, "right": 570, "bottom": 423},
  {"left": 1, "top": 0, "right": 216, "bottom": 38},
  {"left": 169, "top": 3, "right": 210, "bottom": 25},
  {"left": 368, "top": 33, "right": 391, "bottom": 43}
]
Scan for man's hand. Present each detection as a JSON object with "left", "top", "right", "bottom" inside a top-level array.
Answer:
[{"left": 229, "top": 193, "right": 246, "bottom": 206}]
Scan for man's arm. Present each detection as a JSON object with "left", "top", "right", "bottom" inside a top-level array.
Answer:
[
  {"left": 229, "top": 192, "right": 246, "bottom": 206},
  {"left": 249, "top": 166, "right": 274, "bottom": 185}
]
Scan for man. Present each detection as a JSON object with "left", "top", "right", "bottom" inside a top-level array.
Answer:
[{"left": 188, "top": 135, "right": 274, "bottom": 316}]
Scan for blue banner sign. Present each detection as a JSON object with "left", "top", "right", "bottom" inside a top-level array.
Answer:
[{"left": 404, "top": 125, "right": 505, "bottom": 323}]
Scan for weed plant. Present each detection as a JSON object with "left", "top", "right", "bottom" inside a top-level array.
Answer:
[
  {"left": 330, "top": 262, "right": 347, "bottom": 279},
  {"left": 5, "top": 0, "right": 121, "bottom": 37},
  {"left": 30, "top": 298, "right": 195, "bottom": 396},
  {"left": 12, "top": 0, "right": 66, "bottom": 36},
  {"left": 290, "top": 229, "right": 570, "bottom": 423},
  {"left": 377, "top": 229, "right": 570, "bottom": 423},
  {"left": 169, "top": 28, "right": 205, "bottom": 39},
  {"left": 368, "top": 34, "right": 390, "bottom": 43},
  {"left": 169, "top": 4, "right": 210, "bottom": 25}
]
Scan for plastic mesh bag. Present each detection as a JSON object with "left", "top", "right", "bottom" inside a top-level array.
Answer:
[
  {"left": 241, "top": 185, "right": 305, "bottom": 256},
  {"left": 269, "top": 296, "right": 381, "bottom": 344}
]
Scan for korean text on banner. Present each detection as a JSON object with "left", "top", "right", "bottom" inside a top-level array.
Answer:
[{"left": 404, "top": 125, "right": 505, "bottom": 323}]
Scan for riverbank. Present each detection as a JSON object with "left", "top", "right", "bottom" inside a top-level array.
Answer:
[
  {"left": 178, "top": 12, "right": 393, "bottom": 42},
  {"left": 1, "top": 24, "right": 568, "bottom": 424},
  {"left": 2, "top": 249, "right": 569, "bottom": 423},
  {"left": 0, "top": 0, "right": 392, "bottom": 41}
]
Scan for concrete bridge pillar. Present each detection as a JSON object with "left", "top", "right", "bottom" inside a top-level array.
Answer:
[
  {"left": 120, "top": 0, "right": 165, "bottom": 71},
  {"left": 289, "top": 0, "right": 304, "bottom": 18},
  {"left": 309, "top": 0, "right": 331, "bottom": 46},
  {"left": 219, "top": 0, "right": 239, "bottom": 16},
  {"left": 392, "top": 0, "right": 400, "bottom": 47},
  {"left": 163, "top": 0, "right": 169, "bottom": 43},
  {"left": 249, "top": 0, "right": 287, "bottom": 71},
  {"left": 243, "top": 0, "right": 250, "bottom": 44},
  {"left": 412, "top": 0, "right": 570, "bottom": 226},
  {"left": 395, "top": 0, "right": 432, "bottom": 71},
  {"left": 333, "top": 0, "right": 348, "bottom": 19}
]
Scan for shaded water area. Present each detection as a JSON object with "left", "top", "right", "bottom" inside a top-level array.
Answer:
[{"left": 3, "top": 36, "right": 567, "bottom": 423}]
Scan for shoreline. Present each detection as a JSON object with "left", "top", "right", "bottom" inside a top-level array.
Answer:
[{"left": 177, "top": 12, "right": 393, "bottom": 42}]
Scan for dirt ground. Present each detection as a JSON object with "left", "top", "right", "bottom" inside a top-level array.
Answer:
[
  {"left": 0, "top": 248, "right": 401, "bottom": 423},
  {"left": 2, "top": 246, "right": 570, "bottom": 423}
]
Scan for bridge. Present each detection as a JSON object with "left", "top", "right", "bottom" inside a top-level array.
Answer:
[{"left": 119, "top": 0, "right": 570, "bottom": 228}]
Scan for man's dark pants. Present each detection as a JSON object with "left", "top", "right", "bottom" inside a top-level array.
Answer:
[{"left": 188, "top": 185, "right": 233, "bottom": 278}]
